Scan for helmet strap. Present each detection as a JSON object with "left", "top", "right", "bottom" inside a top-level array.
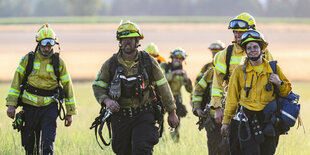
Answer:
[{"left": 247, "top": 51, "right": 262, "bottom": 61}]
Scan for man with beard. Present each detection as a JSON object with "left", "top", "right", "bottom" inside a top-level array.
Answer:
[
  {"left": 92, "top": 21, "right": 179, "bottom": 155},
  {"left": 6, "top": 24, "right": 77, "bottom": 154}
]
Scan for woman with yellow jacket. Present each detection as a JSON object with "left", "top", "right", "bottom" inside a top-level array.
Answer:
[{"left": 221, "top": 30, "right": 292, "bottom": 155}]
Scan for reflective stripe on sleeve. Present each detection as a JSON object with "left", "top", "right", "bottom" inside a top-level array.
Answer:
[
  {"left": 65, "top": 97, "right": 75, "bottom": 105},
  {"left": 16, "top": 65, "right": 25, "bottom": 76},
  {"left": 34, "top": 62, "right": 40, "bottom": 70},
  {"left": 155, "top": 77, "right": 167, "bottom": 86},
  {"left": 93, "top": 81, "right": 108, "bottom": 89},
  {"left": 198, "top": 79, "right": 207, "bottom": 89},
  {"left": 192, "top": 96, "right": 203, "bottom": 102},
  {"left": 8, "top": 88, "right": 20, "bottom": 97},
  {"left": 230, "top": 56, "right": 243, "bottom": 65},
  {"left": 211, "top": 88, "right": 224, "bottom": 97},
  {"left": 215, "top": 62, "right": 226, "bottom": 74},
  {"left": 60, "top": 74, "right": 70, "bottom": 83}
]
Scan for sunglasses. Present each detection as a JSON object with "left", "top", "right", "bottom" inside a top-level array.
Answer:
[
  {"left": 228, "top": 20, "right": 249, "bottom": 30},
  {"left": 40, "top": 39, "right": 55, "bottom": 46},
  {"left": 241, "top": 30, "right": 261, "bottom": 42}
]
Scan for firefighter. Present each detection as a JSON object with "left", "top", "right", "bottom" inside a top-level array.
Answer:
[
  {"left": 6, "top": 24, "right": 77, "bottom": 154},
  {"left": 92, "top": 21, "right": 179, "bottom": 154}
]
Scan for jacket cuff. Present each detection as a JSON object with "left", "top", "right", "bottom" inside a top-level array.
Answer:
[
  {"left": 192, "top": 102, "right": 201, "bottom": 112},
  {"left": 210, "top": 97, "right": 223, "bottom": 108},
  {"left": 6, "top": 101, "right": 17, "bottom": 107},
  {"left": 66, "top": 104, "right": 77, "bottom": 115},
  {"left": 166, "top": 103, "right": 176, "bottom": 113},
  {"left": 98, "top": 95, "right": 110, "bottom": 106}
]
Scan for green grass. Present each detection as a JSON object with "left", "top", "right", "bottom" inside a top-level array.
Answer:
[
  {"left": 1, "top": 82, "right": 309, "bottom": 154},
  {"left": 1, "top": 16, "right": 310, "bottom": 25}
]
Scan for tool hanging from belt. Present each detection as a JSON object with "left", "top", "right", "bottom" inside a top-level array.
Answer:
[
  {"left": 233, "top": 106, "right": 251, "bottom": 142},
  {"left": 90, "top": 107, "right": 112, "bottom": 150}
]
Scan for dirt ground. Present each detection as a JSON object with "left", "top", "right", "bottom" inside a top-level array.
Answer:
[{"left": 1, "top": 23, "right": 310, "bottom": 82}]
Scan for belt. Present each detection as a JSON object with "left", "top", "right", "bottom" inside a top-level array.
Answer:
[
  {"left": 117, "top": 102, "right": 154, "bottom": 117},
  {"left": 25, "top": 84, "right": 57, "bottom": 96}
]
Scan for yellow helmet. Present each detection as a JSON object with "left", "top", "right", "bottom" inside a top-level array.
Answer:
[
  {"left": 35, "top": 24, "right": 56, "bottom": 42},
  {"left": 209, "top": 40, "right": 225, "bottom": 53},
  {"left": 170, "top": 47, "right": 187, "bottom": 60},
  {"left": 145, "top": 43, "right": 159, "bottom": 57},
  {"left": 228, "top": 12, "right": 256, "bottom": 31},
  {"left": 240, "top": 30, "right": 268, "bottom": 51},
  {"left": 116, "top": 21, "right": 144, "bottom": 40}
]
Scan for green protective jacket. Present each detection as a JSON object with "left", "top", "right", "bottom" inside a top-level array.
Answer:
[
  {"left": 6, "top": 51, "right": 77, "bottom": 115},
  {"left": 92, "top": 51, "right": 176, "bottom": 113},
  {"left": 210, "top": 43, "right": 274, "bottom": 108},
  {"left": 194, "top": 62, "right": 213, "bottom": 85},
  {"left": 163, "top": 63, "right": 193, "bottom": 96},
  {"left": 192, "top": 67, "right": 214, "bottom": 113}
]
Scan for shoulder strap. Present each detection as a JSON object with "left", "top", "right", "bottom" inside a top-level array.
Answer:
[
  {"left": 25, "top": 51, "right": 35, "bottom": 78},
  {"left": 108, "top": 53, "right": 119, "bottom": 82},
  {"left": 140, "top": 51, "right": 153, "bottom": 82},
  {"left": 269, "top": 61, "right": 277, "bottom": 74},
  {"left": 224, "top": 45, "right": 233, "bottom": 81},
  {"left": 269, "top": 61, "right": 281, "bottom": 117},
  {"left": 51, "top": 53, "right": 60, "bottom": 83}
]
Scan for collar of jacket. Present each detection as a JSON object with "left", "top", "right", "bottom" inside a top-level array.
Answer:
[
  {"left": 36, "top": 49, "right": 54, "bottom": 60},
  {"left": 117, "top": 50, "right": 140, "bottom": 68},
  {"left": 233, "top": 43, "right": 244, "bottom": 55},
  {"left": 245, "top": 58, "right": 274, "bottom": 74}
]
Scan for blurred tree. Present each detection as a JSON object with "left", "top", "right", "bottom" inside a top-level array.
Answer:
[
  {"left": 33, "top": 0, "right": 66, "bottom": 16},
  {"left": 294, "top": 0, "right": 310, "bottom": 17},
  {"left": 64, "top": 0, "right": 103, "bottom": 16},
  {"left": 265, "top": 0, "right": 294, "bottom": 17},
  {"left": 0, "top": 0, "right": 32, "bottom": 17}
]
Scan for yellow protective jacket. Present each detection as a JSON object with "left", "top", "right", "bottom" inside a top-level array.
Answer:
[
  {"left": 6, "top": 52, "right": 77, "bottom": 115},
  {"left": 92, "top": 51, "right": 176, "bottom": 113},
  {"left": 195, "top": 62, "right": 213, "bottom": 85},
  {"left": 210, "top": 43, "right": 274, "bottom": 108},
  {"left": 222, "top": 58, "right": 291, "bottom": 124},
  {"left": 163, "top": 63, "right": 193, "bottom": 96},
  {"left": 192, "top": 67, "right": 214, "bottom": 112}
]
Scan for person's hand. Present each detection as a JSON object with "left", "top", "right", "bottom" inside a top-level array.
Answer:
[
  {"left": 104, "top": 98, "right": 120, "bottom": 112},
  {"left": 7, "top": 106, "right": 16, "bottom": 119},
  {"left": 269, "top": 73, "right": 281, "bottom": 86},
  {"left": 168, "top": 110, "right": 179, "bottom": 128},
  {"left": 65, "top": 115, "right": 72, "bottom": 127},
  {"left": 214, "top": 107, "right": 223, "bottom": 124},
  {"left": 196, "top": 108, "right": 208, "bottom": 118},
  {"left": 221, "top": 124, "right": 229, "bottom": 137}
]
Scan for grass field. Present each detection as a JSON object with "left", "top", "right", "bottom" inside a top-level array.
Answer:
[{"left": 0, "top": 82, "right": 309, "bottom": 154}]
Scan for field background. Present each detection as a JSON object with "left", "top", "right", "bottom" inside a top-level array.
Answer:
[{"left": 1, "top": 19, "right": 310, "bottom": 154}]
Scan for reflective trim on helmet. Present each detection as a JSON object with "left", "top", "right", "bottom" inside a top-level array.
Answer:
[
  {"left": 211, "top": 88, "right": 223, "bottom": 97},
  {"left": 198, "top": 79, "right": 207, "bottom": 89},
  {"left": 16, "top": 65, "right": 25, "bottom": 76},
  {"left": 215, "top": 62, "right": 227, "bottom": 74},
  {"left": 65, "top": 97, "right": 76, "bottom": 105},
  {"left": 60, "top": 74, "right": 70, "bottom": 83},
  {"left": 23, "top": 90, "right": 38, "bottom": 103},
  {"left": 230, "top": 56, "right": 243, "bottom": 65},
  {"left": 156, "top": 77, "right": 167, "bottom": 86},
  {"left": 33, "top": 62, "right": 40, "bottom": 70},
  {"left": 93, "top": 80, "right": 108, "bottom": 89},
  {"left": 8, "top": 88, "right": 20, "bottom": 97},
  {"left": 192, "top": 96, "right": 203, "bottom": 102}
]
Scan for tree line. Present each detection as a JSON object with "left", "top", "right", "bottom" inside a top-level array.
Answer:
[{"left": 1, "top": 0, "right": 310, "bottom": 18}]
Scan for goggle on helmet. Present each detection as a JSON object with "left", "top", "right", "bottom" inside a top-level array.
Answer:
[
  {"left": 240, "top": 30, "right": 268, "bottom": 51},
  {"left": 170, "top": 48, "right": 187, "bottom": 60},
  {"left": 209, "top": 40, "right": 225, "bottom": 52}
]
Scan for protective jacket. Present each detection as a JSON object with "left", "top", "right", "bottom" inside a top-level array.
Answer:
[
  {"left": 192, "top": 67, "right": 213, "bottom": 112},
  {"left": 163, "top": 63, "right": 193, "bottom": 96},
  {"left": 222, "top": 58, "right": 291, "bottom": 124},
  {"left": 210, "top": 43, "right": 274, "bottom": 108},
  {"left": 6, "top": 51, "right": 77, "bottom": 115},
  {"left": 92, "top": 51, "right": 176, "bottom": 113},
  {"left": 195, "top": 62, "right": 213, "bottom": 85}
]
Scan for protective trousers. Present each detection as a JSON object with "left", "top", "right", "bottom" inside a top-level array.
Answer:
[
  {"left": 111, "top": 111, "right": 159, "bottom": 155},
  {"left": 205, "top": 119, "right": 229, "bottom": 155},
  {"left": 21, "top": 102, "right": 58, "bottom": 155},
  {"left": 229, "top": 118, "right": 279, "bottom": 155}
]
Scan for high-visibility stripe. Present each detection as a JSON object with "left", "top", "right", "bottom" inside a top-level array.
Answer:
[
  {"left": 8, "top": 88, "right": 20, "bottom": 97},
  {"left": 197, "top": 72, "right": 203, "bottom": 77},
  {"left": 46, "top": 64, "right": 54, "bottom": 72},
  {"left": 198, "top": 79, "right": 207, "bottom": 89},
  {"left": 60, "top": 74, "right": 70, "bottom": 83},
  {"left": 16, "top": 65, "right": 25, "bottom": 76},
  {"left": 230, "top": 56, "right": 243, "bottom": 65},
  {"left": 192, "top": 96, "right": 203, "bottom": 102},
  {"left": 93, "top": 81, "right": 108, "bottom": 89},
  {"left": 281, "top": 110, "right": 297, "bottom": 122},
  {"left": 211, "top": 88, "right": 223, "bottom": 97},
  {"left": 22, "top": 91, "right": 38, "bottom": 103},
  {"left": 44, "top": 96, "right": 54, "bottom": 104},
  {"left": 33, "top": 62, "right": 40, "bottom": 69},
  {"left": 47, "top": 29, "right": 51, "bottom": 38},
  {"left": 156, "top": 78, "right": 167, "bottom": 86},
  {"left": 175, "top": 76, "right": 184, "bottom": 80},
  {"left": 215, "top": 62, "right": 226, "bottom": 74},
  {"left": 65, "top": 97, "right": 75, "bottom": 105}
]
